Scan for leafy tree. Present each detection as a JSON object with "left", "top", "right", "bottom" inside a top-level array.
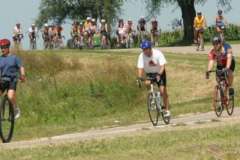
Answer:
[
  {"left": 144, "top": 0, "right": 232, "bottom": 41},
  {"left": 35, "top": 0, "right": 124, "bottom": 30}
]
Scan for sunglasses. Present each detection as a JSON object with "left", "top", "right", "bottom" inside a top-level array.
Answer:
[
  {"left": 213, "top": 43, "right": 220, "bottom": 46},
  {"left": 1, "top": 46, "right": 8, "bottom": 50}
]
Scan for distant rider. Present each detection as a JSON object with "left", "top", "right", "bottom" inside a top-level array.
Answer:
[
  {"left": 12, "top": 22, "right": 24, "bottom": 49},
  {"left": 137, "top": 16, "right": 147, "bottom": 46}
]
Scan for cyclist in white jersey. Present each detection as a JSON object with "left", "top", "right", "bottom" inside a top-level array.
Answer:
[
  {"left": 12, "top": 22, "right": 24, "bottom": 49},
  {"left": 137, "top": 41, "right": 171, "bottom": 117}
]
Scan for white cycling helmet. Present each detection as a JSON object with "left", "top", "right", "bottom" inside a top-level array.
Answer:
[
  {"left": 44, "top": 23, "right": 49, "bottom": 27},
  {"left": 91, "top": 19, "right": 96, "bottom": 23},
  {"left": 31, "top": 23, "right": 36, "bottom": 27},
  {"left": 128, "top": 19, "right": 132, "bottom": 22},
  {"left": 87, "top": 17, "right": 91, "bottom": 20},
  {"left": 101, "top": 19, "right": 105, "bottom": 23},
  {"left": 141, "top": 16, "right": 144, "bottom": 19}
]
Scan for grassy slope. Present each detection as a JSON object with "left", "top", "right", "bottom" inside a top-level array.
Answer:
[{"left": 6, "top": 49, "right": 240, "bottom": 141}]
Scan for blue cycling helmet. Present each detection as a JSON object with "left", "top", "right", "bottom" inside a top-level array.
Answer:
[{"left": 141, "top": 41, "right": 152, "bottom": 49}]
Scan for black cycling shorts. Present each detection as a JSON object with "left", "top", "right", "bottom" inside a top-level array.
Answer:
[
  {"left": 217, "top": 60, "right": 235, "bottom": 72},
  {"left": 146, "top": 70, "right": 167, "bottom": 87},
  {"left": 0, "top": 81, "right": 18, "bottom": 93}
]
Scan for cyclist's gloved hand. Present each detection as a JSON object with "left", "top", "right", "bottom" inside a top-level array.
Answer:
[
  {"left": 206, "top": 71, "right": 210, "bottom": 79},
  {"left": 222, "top": 68, "right": 229, "bottom": 73},
  {"left": 156, "top": 74, "right": 161, "bottom": 82}
]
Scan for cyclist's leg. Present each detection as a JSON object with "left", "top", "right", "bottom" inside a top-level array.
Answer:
[
  {"left": 194, "top": 29, "right": 197, "bottom": 43},
  {"left": 199, "top": 33, "right": 203, "bottom": 45},
  {"left": 145, "top": 80, "right": 151, "bottom": 91},
  {"left": 138, "top": 31, "right": 141, "bottom": 43},
  {"left": 7, "top": 89, "right": 17, "bottom": 109}
]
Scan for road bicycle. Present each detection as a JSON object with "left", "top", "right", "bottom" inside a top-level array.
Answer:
[
  {"left": 207, "top": 70, "right": 234, "bottom": 117},
  {"left": 139, "top": 31, "right": 147, "bottom": 46},
  {"left": 138, "top": 77, "right": 170, "bottom": 126},
  {"left": 71, "top": 35, "right": 80, "bottom": 49},
  {"left": 43, "top": 35, "right": 51, "bottom": 49},
  {"left": 127, "top": 30, "right": 135, "bottom": 48},
  {"left": 54, "top": 35, "right": 65, "bottom": 49},
  {"left": 100, "top": 31, "right": 109, "bottom": 49},
  {"left": 14, "top": 34, "right": 23, "bottom": 50},
  {"left": 196, "top": 28, "right": 204, "bottom": 51},
  {"left": 218, "top": 24, "right": 229, "bottom": 43},
  {"left": 152, "top": 30, "right": 160, "bottom": 47},
  {"left": 88, "top": 32, "right": 95, "bottom": 50},
  {"left": 30, "top": 36, "right": 38, "bottom": 50},
  {"left": 0, "top": 86, "right": 15, "bottom": 143}
]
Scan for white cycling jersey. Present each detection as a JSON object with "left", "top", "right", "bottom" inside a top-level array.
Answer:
[
  {"left": 118, "top": 27, "right": 126, "bottom": 35},
  {"left": 29, "top": 27, "right": 38, "bottom": 33},
  {"left": 137, "top": 49, "right": 167, "bottom": 73},
  {"left": 13, "top": 27, "right": 22, "bottom": 36}
]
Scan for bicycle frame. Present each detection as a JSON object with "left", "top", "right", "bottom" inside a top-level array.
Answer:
[
  {"left": 196, "top": 28, "right": 204, "bottom": 51},
  {"left": 138, "top": 77, "right": 170, "bottom": 126},
  {"left": 208, "top": 70, "right": 234, "bottom": 117}
]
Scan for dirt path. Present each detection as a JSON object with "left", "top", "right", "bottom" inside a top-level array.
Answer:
[
  {"left": 1, "top": 45, "right": 240, "bottom": 148},
  {"left": 112, "top": 44, "right": 240, "bottom": 56}
]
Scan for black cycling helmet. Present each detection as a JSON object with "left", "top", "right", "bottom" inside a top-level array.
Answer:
[
  {"left": 211, "top": 35, "right": 222, "bottom": 45},
  {"left": 218, "top": 10, "right": 222, "bottom": 15}
]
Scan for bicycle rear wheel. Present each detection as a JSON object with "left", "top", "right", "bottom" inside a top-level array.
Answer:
[
  {"left": 147, "top": 92, "right": 159, "bottom": 126},
  {"left": 0, "top": 95, "right": 14, "bottom": 143},
  {"left": 160, "top": 104, "right": 170, "bottom": 124},
  {"left": 213, "top": 85, "right": 223, "bottom": 117},
  {"left": 225, "top": 86, "right": 234, "bottom": 115}
]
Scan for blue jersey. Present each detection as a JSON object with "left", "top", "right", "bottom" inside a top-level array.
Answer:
[
  {"left": 138, "top": 19, "right": 146, "bottom": 30},
  {"left": 0, "top": 53, "right": 23, "bottom": 82}
]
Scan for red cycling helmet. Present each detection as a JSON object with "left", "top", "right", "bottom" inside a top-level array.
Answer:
[{"left": 0, "top": 39, "right": 11, "bottom": 47}]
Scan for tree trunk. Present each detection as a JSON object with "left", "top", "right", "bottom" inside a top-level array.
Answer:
[{"left": 177, "top": 0, "right": 196, "bottom": 41}]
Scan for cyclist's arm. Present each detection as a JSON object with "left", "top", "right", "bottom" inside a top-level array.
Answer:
[
  {"left": 203, "top": 17, "right": 207, "bottom": 28},
  {"left": 222, "top": 16, "right": 228, "bottom": 25},
  {"left": 61, "top": 29, "right": 65, "bottom": 36},
  {"left": 144, "top": 24, "right": 147, "bottom": 32},
  {"left": 158, "top": 24, "right": 162, "bottom": 32},
  {"left": 207, "top": 60, "right": 214, "bottom": 71},
  {"left": 138, "top": 23, "right": 141, "bottom": 31},
  {"left": 193, "top": 18, "right": 197, "bottom": 29},
  {"left": 138, "top": 68, "right": 144, "bottom": 78},
  {"left": 226, "top": 54, "right": 232, "bottom": 69},
  {"left": 158, "top": 65, "right": 165, "bottom": 76}
]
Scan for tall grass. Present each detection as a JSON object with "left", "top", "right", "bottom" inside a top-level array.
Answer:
[{"left": 9, "top": 49, "right": 240, "bottom": 141}]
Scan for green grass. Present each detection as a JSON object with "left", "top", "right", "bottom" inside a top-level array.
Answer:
[
  {"left": 4, "top": 48, "right": 240, "bottom": 142},
  {"left": 1, "top": 122, "right": 240, "bottom": 160}
]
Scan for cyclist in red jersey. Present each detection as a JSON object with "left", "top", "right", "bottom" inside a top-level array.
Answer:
[
  {"left": 54, "top": 23, "right": 65, "bottom": 43},
  {"left": 206, "top": 35, "right": 235, "bottom": 96},
  {"left": 150, "top": 18, "right": 161, "bottom": 45}
]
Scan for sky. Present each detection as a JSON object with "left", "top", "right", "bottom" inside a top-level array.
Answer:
[{"left": 0, "top": 0, "right": 239, "bottom": 50}]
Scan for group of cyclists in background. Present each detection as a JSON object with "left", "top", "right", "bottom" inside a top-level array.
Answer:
[
  {"left": 12, "top": 22, "right": 65, "bottom": 50},
  {"left": 11, "top": 9, "right": 228, "bottom": 51},
  {"left": 193, "top": 10, "right": 228, "bottom": 51}
]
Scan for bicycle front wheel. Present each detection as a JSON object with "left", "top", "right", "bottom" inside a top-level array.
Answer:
[
  {"left": 147, "top": 92, "right": 159, "bottom": 126},
  {"left": 213, "top": 85, "right": 223, "bottom": 117},
  {"left": 0, "top": 95, "right": 14, "bottom": 143},
  {"left": 225, "top": 86, "right": 234, "bottom": 115}
]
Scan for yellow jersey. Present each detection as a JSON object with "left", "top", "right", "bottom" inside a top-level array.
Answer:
[{"left": 195, "top": 16, "right": 204, "bottom": 29}]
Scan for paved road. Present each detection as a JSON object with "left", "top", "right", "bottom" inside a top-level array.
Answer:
[
  {"left": 1, "top": 107, "right": 240, "bottom": 149},
  {"left": 113, "top": 44, "right": 240, "bottom": 56}
]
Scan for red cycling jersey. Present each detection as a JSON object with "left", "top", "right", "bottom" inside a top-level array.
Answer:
[
  {"left": 208, "top": 44, "right": 233, "bottom": 67},
  {"left": 56, "top": 26, "right": 62, "bottom": 33}
]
